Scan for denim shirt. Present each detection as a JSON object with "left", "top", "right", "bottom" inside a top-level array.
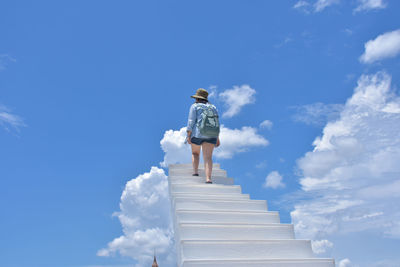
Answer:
[{"left": 187, "top": 102, "right": 219, "bottom": 139}]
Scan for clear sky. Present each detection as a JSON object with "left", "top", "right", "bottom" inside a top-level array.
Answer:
[{"left": 1, "top": 1, "right": 400, "bottom": 267}]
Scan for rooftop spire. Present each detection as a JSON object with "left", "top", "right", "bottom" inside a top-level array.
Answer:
[{"left": 152, "top": 249, "right": 158, "bottom": 267}]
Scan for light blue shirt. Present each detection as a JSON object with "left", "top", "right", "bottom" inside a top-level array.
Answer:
[{"left": 187, "top": 102, "right": 219, "bottom": 138}]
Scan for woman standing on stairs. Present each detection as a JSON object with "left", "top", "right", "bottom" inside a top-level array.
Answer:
[{"left": 186, "top": 88, "right": 221, "bottom": 184}]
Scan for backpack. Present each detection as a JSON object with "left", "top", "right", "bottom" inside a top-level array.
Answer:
[{"left": 198, "top": 104, "right": 220, "bottom": 137}]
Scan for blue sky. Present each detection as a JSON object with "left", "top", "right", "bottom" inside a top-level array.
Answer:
[{"left": 1, "top": 0, "right": 400, "bottom": 266}]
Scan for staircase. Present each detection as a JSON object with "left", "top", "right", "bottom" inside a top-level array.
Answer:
[{"left": 168, "top": 163, "right": 335, "bottom": 267}]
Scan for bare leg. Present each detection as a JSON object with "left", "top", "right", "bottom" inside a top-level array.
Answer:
[
  {"left": 202, "top": 142, "right": 215, "bottom": 182},
  {"left": 191, "top": 143, "right": 201, "bottom": 175}
]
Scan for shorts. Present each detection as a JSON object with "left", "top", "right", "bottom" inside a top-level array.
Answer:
[{"left": 191, "top": 137, "right": 217, "bottom": 145}]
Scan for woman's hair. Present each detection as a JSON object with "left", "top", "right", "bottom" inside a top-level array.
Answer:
[{"left": 196, "top": 98, "right": 208, "bottom": 104}]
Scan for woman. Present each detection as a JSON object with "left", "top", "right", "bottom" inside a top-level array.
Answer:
[{"left": 186, "top": 88, "right": 220, "bottom": 184}]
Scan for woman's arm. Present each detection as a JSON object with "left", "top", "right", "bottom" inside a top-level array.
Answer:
[
  {"left": 187, "top": 130, "right": 192, "bottom": 144},
  {"left": 215, "top": 105, "right": 220, "bottom": 147},
  {"left": 186, "top": 104, "right": 196, "bottom": 144}
]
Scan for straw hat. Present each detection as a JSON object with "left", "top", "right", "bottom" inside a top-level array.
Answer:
[{"left": 191, "top": 88, "right": 208, "bottom": 100}]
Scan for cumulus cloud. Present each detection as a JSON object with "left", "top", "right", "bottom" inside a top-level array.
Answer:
[
  {"left": 338, "top": 258, "right": 353, "bottom": 267},
  {"left": 291, "top": 71, "right": 400, "bottom": 251},
  {"left": 256, "top": 161, "right": 267, "bottom": 169},
  {"left": 215, "top": 126, "right": 269, "bottom": 158},
  {"left": 292, "top": 102, "right": 343, "bottom": 127},
  {"left": 0, "top": 104, "right": 26, "bottom": 132},
  {"left": 293, "top": 1, "right": 312, "bottom": 13},
  {"left": 354, "top": 0, "right": 387, "bottom": 13},
  {"left": 263, "top": 171, "right": 285, "bottom": 189},
  {"left": 343, "top": 29, "right": 353, "bottom": 36},
  {"left": 311, "top": 239, "right": 333, "bottom": 254},
  {"left": 294, "top": 1, "right": 310, "bottom": 9},
  {"left": 295, "top": 0, "right": 386, "bottom": 14},
  {"left": 219, "top": 85, "right": 256, "bottom": 118},
  {"left": 98, "top": 167, "right": 175, "bottom": 267},
  {"left": 160, "top": 127, "right": 191, "bottom": 167},
  {"left": 314, "top": 0, "right": 340, "bottom": 12},
  {"left": 274, "top": 37, "right": 293, "bottom": 48},
  {"left": 0, "top": 54, "right": 16, "bottom": 71},
  {"left": 294, "top": 0, "right": 339, "bottom": 13},
  {"left": 160, "top": 126, "right": 269, "bottom": 166},
  {"left": 360, "top": 29, "right": 400, "bottom": 64},
  {"left": 259, "top": 120, "right": 273, "bottom": 129},
  {"left": 207, "top": 85, "right": 218, "bottom": 99}
]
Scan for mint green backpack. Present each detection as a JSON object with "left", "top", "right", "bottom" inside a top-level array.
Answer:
[{"left": 198, "top": 104, "right": 220, "bottom": 137}]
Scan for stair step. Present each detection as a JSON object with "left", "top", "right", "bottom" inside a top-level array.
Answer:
[
  {"left": 169, "top": 163, "right": 221, "bottom": 169},
  {"left": 169, "top": 176, "right": 234, "bottom": 185},
  {"left": 175, "top": 210, "right": 280, "bottom": 224},
  {"left": 171, "top": 193, "right": 249, "bottom": 201},
  {"left": 181, "top": 240, "right": 314, "bottom": 260},
  {"left": 171, "top": 184, "right": 241, "bottom": 194},
  {"left": 169, "top": 169, "right": 227, "bottom": 177},
  {"left": 174, "top": 198, "right": 267, "bottom": 212},
  {"left": 182, "top": 258, "right": 335, "bottom": 267},
  {"left": 178, "top": 223, "right": 294, "bottom": 240}
]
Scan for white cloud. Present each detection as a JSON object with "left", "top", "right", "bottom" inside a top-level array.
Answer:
[
  {"left": 98, "top": 167, "right": 175, "bottom": 267},
  {"left": 0, "top": 104, "right": 26, "bottom": 132},
  {"left": 311, "top": 239, "right": 333, "bottom": 254},
  {"left": 263, "top": 171, "right": 285, "bottom": 189},
  {"left": 314, "top": 0, "right": 340, "bottom": 12},
  {"left": 291, "top": 71, "right": 400, "bottom": 254},
  {"left": 360, "top": 29, "right": 400, "bottom": 64},
  {"left": 0, "top": 54, "right": 16, "bottom": 71},
  {"left": 219, "top": 85, "right": 256, "bottom": 118},
  {"left": 160, "top": 127, "right": 191, "bottom": 167},
  {"left": 256, "top": 161, "right": 267, "bottom": 169},
  {"left": 292, "top": 102, "right": 343, "bottom": 126},
  {"left": 160, "top": 126, "right": 269, "bottom": 166},
  {"left": 344, "top": 28, "right": 353, "bottom": 36},
  {"left": 275, "top": 37, "right": 293, "bottom": 48},
  {"left": 208, "top": 85, "right": 218, "bottom": 99},
  {"left": 293, "top": 1, "right": 312, "bottom": 14},
  {"left": 294, "top": 0, "right": 310, "bottom": 9},
  {"left": 295, "top": 0, "right": 385, "bottom": 14},
  {"left": 259, "top": 120, "right": 273, "bottom": 129},
  {"left": 215, "top": 126, "right": 269, "bottom": 158},
  {"left": 354, "top": 0, "right": 387, "bottom": 13},
  {"left": 294, "top": 0, "right": 339, "bottom": 13},
  {"left": 338, "top": 258, "right": 353, "bottom": 267}
]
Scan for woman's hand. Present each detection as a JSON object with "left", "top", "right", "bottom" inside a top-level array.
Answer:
[
  {"left": 187, "top": 131, "right": 192, "bottom": 144},
  {"left": 216, "top": 137, "right": 220, "bottom": 147}
]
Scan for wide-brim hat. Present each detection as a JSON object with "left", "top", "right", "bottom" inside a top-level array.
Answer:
[{"left": 191, "top": 88, "right": 208, "bottom": 100}]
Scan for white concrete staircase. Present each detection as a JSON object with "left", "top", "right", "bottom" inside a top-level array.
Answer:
[{"left": 168, "top": 163, "right": 335, "bottom": 267}]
